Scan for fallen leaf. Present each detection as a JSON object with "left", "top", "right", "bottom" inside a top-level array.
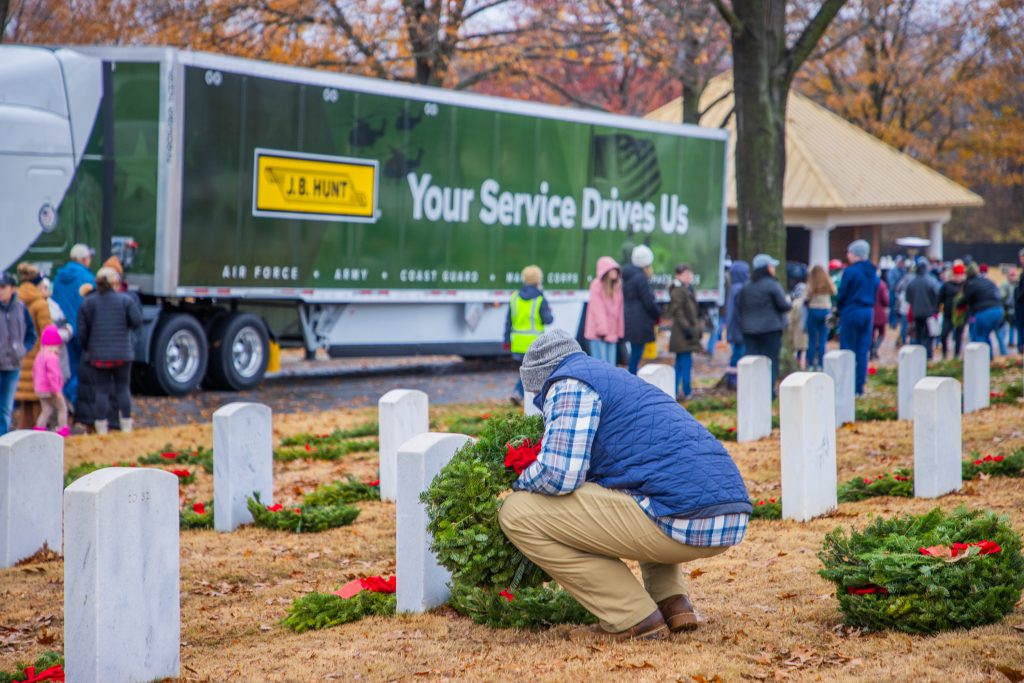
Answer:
[
  {"left": 777, "top": 593, "right": 798, "bottom": 600},
  {"left": 611, "top": 660, "right": 654, "bottom": 671},
  {"left": 690, "top": 568, "right": 705, "bottom": 579},
  {"left": 36, "top": 629, "right": 56, "bottom": 645}
]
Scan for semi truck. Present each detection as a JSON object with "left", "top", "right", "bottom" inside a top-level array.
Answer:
[{"left": 0, "top": 46, "right": 728, "bottom": 395}]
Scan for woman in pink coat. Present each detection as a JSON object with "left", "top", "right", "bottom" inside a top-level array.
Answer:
[
  {"left": 584, "top": 256, "right": 625, "bottom": 365},
  {"left": 33, "top": 324, "right": 69, "bottom": 436}
]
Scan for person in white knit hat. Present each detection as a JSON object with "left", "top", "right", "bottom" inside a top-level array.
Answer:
[{"left": 621, "top": 245, "right": 660, "bottom": 374}]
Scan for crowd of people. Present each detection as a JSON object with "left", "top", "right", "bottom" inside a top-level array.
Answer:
[
  {"left": 506, "top": 243, "right": 1024, "bottom": 402},
  {"left": 0, "top": 244, "right": 143, "bottom": 437}
]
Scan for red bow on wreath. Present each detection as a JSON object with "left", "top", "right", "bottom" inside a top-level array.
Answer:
[
  {"left": 505, "top": 438, "right": 542, "bottom": 475},
  {"left": 14, "top": 665, "right": 65, "bottom": 683}
]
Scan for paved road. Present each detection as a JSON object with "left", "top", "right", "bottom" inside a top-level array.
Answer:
[{"left": 134, "top": 358, "right": 520, "bottom": 427}]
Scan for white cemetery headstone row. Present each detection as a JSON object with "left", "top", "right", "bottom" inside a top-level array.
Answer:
[
  {"left": 64, "top": 468, "right": 180, "bottom": 683},
  {"left": 780, "top": 372, "right": 837, "bottom": 522},
  {"left": 824, "top": 350, "right": 856, "bottom": 426},
  {"left": 638, "top": 364, "right": 675, "bottom": 398},
  {"left": 396, "top": 432, "right": 473, "bottom": 614},
  {"left": 897, "top": 345, "right": 927, "bottom": 420},
  {"left": 913, "top": 377, "right": 962, "bottom": 498},
  {"left": 962, "top": 342, "right": 990, "bottom": 414},
  {"left": 378, "top": 389, "right": 430, "bottom": 502},
  {"left": 0, "top": 430, "right": 63, "bottom": 567},
  {"left": 213, "top": 402, "right": 273, "bottom": 532},
  {"left": 737, "top": 355, "right": 772, "bottom": 442}
]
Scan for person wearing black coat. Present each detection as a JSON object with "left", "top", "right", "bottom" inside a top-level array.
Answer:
[
  {"left": 938, "top": 265, "right": 966, "bottom": 359},
  {"left": 904, "top": 261, "right": 939, "bottom": 359},
  {"left": 77, "top": 267, "right": 142, "bottom": 434},
  {"left": 961, "top": 263, "right": 1004, "bottom": 357},
  {"left": 621, "top": 245, "right": 661, "bottom": 374},
  {"left": 736, "top": 254, "right": 792, "bottom": 393}
]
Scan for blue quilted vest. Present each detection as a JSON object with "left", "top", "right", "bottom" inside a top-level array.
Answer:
[{"left": 535, "top": 353, "right": 752, "bottom": 519}]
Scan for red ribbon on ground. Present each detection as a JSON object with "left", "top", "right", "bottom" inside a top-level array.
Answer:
[{"left": 333, "top": 575, "right": 396, "bottom": 599}]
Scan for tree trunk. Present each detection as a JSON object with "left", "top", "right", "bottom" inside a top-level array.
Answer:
[
  {"left": 729, "top": 0, "right": 789, "bottom": 265},
  {"left": 0, "top": 0, "right": 10, "bottom": 43}
]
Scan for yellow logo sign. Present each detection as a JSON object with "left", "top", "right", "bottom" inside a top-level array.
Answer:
[{"left": 252, "top": 148, "right": 378, "bottom": 222}]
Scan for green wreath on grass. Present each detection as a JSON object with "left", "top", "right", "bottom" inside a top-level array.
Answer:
[
  {"left": 819, "top": 507, "right": 1024, "bottom": 634},
  {"left": 421, "top": 413, "right": 596, "bottom": 628}
]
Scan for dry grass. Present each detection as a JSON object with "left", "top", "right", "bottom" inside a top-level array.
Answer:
[{"left": 2, "top": 402, "right": 1024, "bottom": 682}]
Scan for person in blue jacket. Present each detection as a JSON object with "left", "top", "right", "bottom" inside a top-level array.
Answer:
[
  {"left": 499, "top": 330, "right": 750, "bottom": 641},
  {"left": 836, "top": 240, "right": 879, "bottom": 395},
  {"left": 51, "top": 244, "right": 95, "bottom": 407}
]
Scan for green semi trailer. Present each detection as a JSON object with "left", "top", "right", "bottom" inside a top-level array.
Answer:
[{"left": 0, "top": 46, "right": 728, "bottom": 395}]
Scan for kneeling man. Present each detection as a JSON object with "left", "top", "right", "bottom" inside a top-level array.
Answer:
[{"left": 499, "top": 330, "right": 751, "bottom": 640}]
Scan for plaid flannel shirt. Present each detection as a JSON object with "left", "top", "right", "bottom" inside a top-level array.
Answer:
[{"left": 514, "top": 378, "right": 748, "bottom": 548}]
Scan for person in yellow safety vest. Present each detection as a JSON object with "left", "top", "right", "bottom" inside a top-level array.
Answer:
[{"left": 504, "top": 265, "right": 554, "bottom": 405}]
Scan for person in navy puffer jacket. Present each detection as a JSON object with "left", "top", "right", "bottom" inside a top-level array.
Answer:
[
  {"left": 498, "top": 329, "right": 750, "bottom": 641},
  {"left": 836, "top": 240, "right": 879, "bottom": 395}
]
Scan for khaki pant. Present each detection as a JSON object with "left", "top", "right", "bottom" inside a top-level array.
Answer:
[{"left": 498, "top": 482, "right": 727, "bottom": 632}]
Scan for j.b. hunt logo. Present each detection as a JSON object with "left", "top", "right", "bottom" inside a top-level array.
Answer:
[{"left": 252, "top": 148, "right": 379, "bottom": 223}]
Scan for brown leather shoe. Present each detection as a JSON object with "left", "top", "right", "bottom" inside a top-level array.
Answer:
[
  {"left": 585, "top": 610, "right": 668, "bottom": 641},
  {"left": 656, "top": 594, "right": 702, "bottom": 632}
]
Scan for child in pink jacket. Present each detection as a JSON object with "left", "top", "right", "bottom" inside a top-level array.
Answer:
[
  {"left": 584, "top": 256, "right": 625, "bottom": 365},
  {"left": 33, "top": 324, "right": 70, "bottom": 437}
]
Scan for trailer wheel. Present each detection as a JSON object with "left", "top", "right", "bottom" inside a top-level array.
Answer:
[
  {"left": 149, "top": 314, "right": 208, "bottom": 396},
  {"left": 206, "top": 312, "right": 269, "bottom": 391}
]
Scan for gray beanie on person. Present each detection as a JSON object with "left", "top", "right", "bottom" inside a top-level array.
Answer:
[
  {"left": 848, "top": 239, "right": 870, "bottom": 260},
  {"left": 520, "top": 329, "right": 583, "bottom": 393}
]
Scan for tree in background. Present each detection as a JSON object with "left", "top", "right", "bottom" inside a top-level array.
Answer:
[
  {"left": 798, "top": 0, "right": 1024, "bottom": 243},
  {"left": 486, "top": 0, "right": 730, "bottom": 123},
  {"left": 3, "top": 0, "right": 531, "bottom": 89},
  {"left": 710, "top": 0, "right": 847, "bottom": 264}
]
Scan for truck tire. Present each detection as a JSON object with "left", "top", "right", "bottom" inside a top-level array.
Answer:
[
  {"left": 206, "top": 312, "right": 269, "bottom": 391},
  {"left": 149, "top": 314, "right": 208, "bottom": 396}
]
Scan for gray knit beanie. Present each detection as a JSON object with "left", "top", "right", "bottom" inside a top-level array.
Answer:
[
  {"left": 520, "top": 329, "right": 582, "bottom": 393},
  {"left": 848, "top": 239, "right": 870, "bottom": 260}
]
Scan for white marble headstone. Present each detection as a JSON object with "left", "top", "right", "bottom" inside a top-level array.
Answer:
[
  {"left": 962, "top": 342, "right": 990, "bottom": 414},
  {"left": 737, "top": 355, "right": 772, "bottom": 442},
  {"left": 780, "top": 372, "right": 837, "bottom": 522},
  {"left": 913, "top": 377, "right": 962, "bottom": 498},
  {"left": 897, "top": 345, "right": 927, "bottom": 420},
  {"left": 213, "top": 402, "right": 273, "bottom": 532},
  {"left": 638, "top": 363, "right": 676, "bottom": 398},
  {"left": 379, "top": 389, "right": 430, "bottom": 502},
  {"left": 396, "top": 432, "right": 473, "bottom": 614},
  {"left": 824, "top": 350, "right": 856, "bottom": 426},
  {"left": 523, "top": 390, "right": 542, "bottom": 416},
  {"left": 0, "top": 431, "right": 62, "bottom": 567},
  {"left": 64, "top": 468, "right": 180, "bottom": 683}
]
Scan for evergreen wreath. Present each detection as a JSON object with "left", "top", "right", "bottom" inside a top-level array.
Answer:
[
  {"left": 422, "top": 413, "right": 595, "bottom": 628},
  {"left": 819, "top": 507, "right": 1024, "bottom": 634},
  {"left": 247, "top": 492, "right": 360, "bottom": 532},
  {"left": 283, "top": 585, "right": 395, "bottom": 633},
  {"left": 836, "top": 469, "right": 913, "bottom": 502},
  {"left": 0, "top": 651, "right": 63, "bottom": 683},
  {"left": 180, "top": 501, "right": 214, "bottom": 530},
  {"left": 302, "top": 476, "right": 380, "bottom": 506}
]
